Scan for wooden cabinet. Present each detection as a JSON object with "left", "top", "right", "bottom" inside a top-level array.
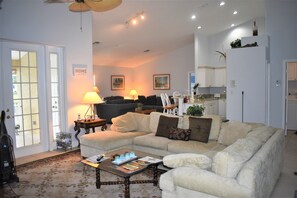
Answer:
[
  {"left": 197, "top": 67, "right": 214, "bottom": 87},
  {"left": 214, "top": 67, "right": 226, "bottom": 87},
  {"left": 204, "top": 100, "right": 218, "bottom": 115},
  {"left": 287, "top": 100, "right": 297, "bottom": 130},
  {"left": 288, "top": 62, "right": 297, "bottom": 81}
]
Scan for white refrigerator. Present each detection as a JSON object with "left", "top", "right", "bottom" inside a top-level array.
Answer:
[{"left": 226, "top": 46, "right": 268, "bottom": 124}]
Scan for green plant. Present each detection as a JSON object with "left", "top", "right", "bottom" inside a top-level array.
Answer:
[{"left": 186, "top": 105, "right": 205, "bottom": 116}]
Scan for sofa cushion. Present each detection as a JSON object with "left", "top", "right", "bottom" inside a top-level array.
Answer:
[
  {"left": 133, "top": 133, "right": 174, "bottom": 150},
  {"left": 163, "top": 153, "right": 212, "bottom": 170},
  {"left": 188, "top": 117, "right": 212, "bottom": 143},
  {"left": 212, "top": 138, "right": 262, "bottom": 178},
  {"left": 156, "top": 115, "right": 179, "bottom": 137},
  {"left": 246, "top": 126, "right": 276, "bottom": 144},
  {"left": 129, "top": 112, "right": 151, "bottom": 132},
  {"left": 149, "top": 112, "right": 182, "bottom": 133},
  {"left": 168, "top": 128, "right": 191, "bottom": 141},
  {"left": 167, "top": 140, "right": 226, "bottom": 158},
  {"left": 218, "top": 121, "right": 252, "bottom": 146},
  {"left": 137, "top": 95, "right": 146, "bottom": 104},
  {"left": 111, "top": 113, "right": 137, "bottom": 132},
  {"left": 182, "top": 115, "right": 222, "bottom": 141},
  {"left": 80, "top": 131, "right": 147, "bottom": 151},
  {"left": 145, "top": 95, "right": 157, "bottom": 105}
]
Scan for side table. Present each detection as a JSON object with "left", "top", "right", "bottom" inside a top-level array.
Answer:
[{"left": 74, "top": 118, "right": 107, "bottom": 147}]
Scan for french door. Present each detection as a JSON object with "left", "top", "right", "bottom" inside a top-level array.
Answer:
[{"left": 0, "top": 41, "right": 65, "bottom": 158}]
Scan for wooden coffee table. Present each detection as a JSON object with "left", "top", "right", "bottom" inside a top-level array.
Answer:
[{"left": 88, "top": 148, "right": 163, "bottom": 198}]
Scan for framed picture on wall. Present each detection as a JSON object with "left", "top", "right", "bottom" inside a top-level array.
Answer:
[
  {"left": 153, "top": 74, "right": 170, "bottom": 90},
  {"left": 111, "top": 75, "right": 125, "bottom": 90}
]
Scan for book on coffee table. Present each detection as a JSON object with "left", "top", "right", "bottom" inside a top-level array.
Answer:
[
  {"left": 116, "top": 160, "right": 148, "bottom": 174},
  {"left": 138, "top": 156, "right": 162, "bottom": 164}
]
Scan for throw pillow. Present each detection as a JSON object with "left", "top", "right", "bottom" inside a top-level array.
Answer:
[
  {"left": 137, "top": 95, "right": 146, "bottom": 104},
  {"left": 188, "top": 117, "right": 212, "bottom": 143},
  {"left": 155, "top": 115, "right": 179, "bottom": 138},
  {"left": 168, "top": 128, "right": 191, "bottom": 141},
  {"left": 110, "top": 113, "right": 137, "bottom": 132}
]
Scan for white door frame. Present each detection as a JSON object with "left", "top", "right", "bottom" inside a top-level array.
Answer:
[{"left": 282, "top": 59, "right": 297, "bottom": 135}]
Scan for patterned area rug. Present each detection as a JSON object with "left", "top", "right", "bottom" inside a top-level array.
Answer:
[{"left": 0, "top": 150, "right": 162, "bottom": 198}]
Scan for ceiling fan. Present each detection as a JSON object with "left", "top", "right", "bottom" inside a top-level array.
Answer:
[{"left": 45, "top": 0, "right": 122, "bottom": 12}]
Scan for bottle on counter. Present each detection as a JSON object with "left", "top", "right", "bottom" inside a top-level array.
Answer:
[{"left": 253, "top": 21, "right": 258, "bottom": 36}]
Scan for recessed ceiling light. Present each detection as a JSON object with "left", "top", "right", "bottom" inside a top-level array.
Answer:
[
  {"left": 231, "top": 24, "right": 235, "bottom": 27},
  {"left": 191, "top": 15, "right": 196, "bottom": 20},
  {"left": 233, "top": 11, "right": 238, "bottom": 15},
  {"left": 197, "top": 26, "right": 202, "bottom": 29},
  {"left": 219, "top": 1, "right": 225, "bottom": 6}
]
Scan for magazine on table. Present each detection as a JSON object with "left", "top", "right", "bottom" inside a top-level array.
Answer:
[
  {"left": 116, "top": 160, "right": 150, "bottom": 174},
  {"left": 138, "top": 156, "right": 162, "bottom": 164}
]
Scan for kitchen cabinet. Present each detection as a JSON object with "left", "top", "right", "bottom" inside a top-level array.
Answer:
[
  {"left": 287, "top": 100, "right": 297, "bottom": 130},
  {"left": 288, "top": 62, "right": 297, "bottom": 81},
  {"left": 197, "top": 67, "right": 214, "bottom": 87},
  {"left": 214, "top": 67, "right": 226, "bottom": 87},
  {"left": 204, "top": 100, "right": 218, "bottom": 115},
  {"left": 218, "top": 99, "right": 226, "bottom": 119}
]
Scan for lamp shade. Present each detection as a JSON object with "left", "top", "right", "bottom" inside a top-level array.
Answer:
[
  {"left": 82, "top": 91, "right": 104, "bottom": 104},
  {"left": 129, "top": 89, "right": 138, "bottom": 96}
]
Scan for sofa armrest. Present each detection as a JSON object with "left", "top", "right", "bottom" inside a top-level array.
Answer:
[{"left": 172, "top": 167, "right": 251, "bottom": 198}]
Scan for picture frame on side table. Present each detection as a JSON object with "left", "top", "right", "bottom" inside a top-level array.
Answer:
[
  {"left": 153, "top": 74, "right": 170, "bottom": 90},
  {"left": 111, "top": 75, "right": 125, "bottom": 90}
]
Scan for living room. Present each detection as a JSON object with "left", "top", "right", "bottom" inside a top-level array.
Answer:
[{"left": 0, "top": 0, "right": 297, "bottom": 197}]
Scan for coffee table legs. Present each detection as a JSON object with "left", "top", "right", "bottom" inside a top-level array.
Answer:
[
  {"left": 96, "top": 168, "right": 101, "bottom": 189},
  {"left": 124, "top": 177, "right": 130, "bottom": 198}
]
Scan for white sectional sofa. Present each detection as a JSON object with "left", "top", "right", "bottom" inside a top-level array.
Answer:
[{"left": 79, "top": 112, "right": 284, "bottom": 198}]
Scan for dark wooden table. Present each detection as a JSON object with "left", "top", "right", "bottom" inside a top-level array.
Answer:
[
  {"left": 95, "top": 148, "right": 163, "bottom": 198},
  {"left": 74, "top": 118, "right": 107, "bottom": 147}
]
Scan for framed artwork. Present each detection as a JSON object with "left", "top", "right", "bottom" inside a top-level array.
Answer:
[
  {"left": 72, "top": 64, "right": 87, "bottom": 77},
  {"left": 111, "top": 75, "right": 125, "bottom": 90},
  {"left": 153, "top": 74, "right": 170, "bottom": 90}
]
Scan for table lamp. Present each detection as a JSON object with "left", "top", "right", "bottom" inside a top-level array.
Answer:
[
  {"left": 82, "top": 91, "right": 104, "bottom": 120},
  {"left": 129, "top": 89, "right": 138, "bottom": 100}
]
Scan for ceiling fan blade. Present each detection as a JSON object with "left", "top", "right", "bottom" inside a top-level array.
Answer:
[
  {"left": 84, "top": 0, "right": 122, "bottom": 12},
  {"left": 45, "top": 0, "right": 74, "bottom": 3},
  {"left": 69, "top": 2, "right": 91, "bottom": 12}
]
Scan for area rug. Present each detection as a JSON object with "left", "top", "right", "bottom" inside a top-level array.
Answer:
[{"left": 0, "top": 150, "right": 162, "bottom": 198}]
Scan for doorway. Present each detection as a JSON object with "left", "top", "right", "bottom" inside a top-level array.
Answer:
[{"left": 0, "top": 40, "right": 65, "bottom": 158}]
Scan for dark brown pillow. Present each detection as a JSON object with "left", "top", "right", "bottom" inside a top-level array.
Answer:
[
  {"left": 155, "top": 115, "right": 179, "bottom": 138},
  {"left": 168, "top": 128, "right": 191, "bottom": 141},
  {"left": 189, "top": 117, "right": 212, "bottom": 143}
]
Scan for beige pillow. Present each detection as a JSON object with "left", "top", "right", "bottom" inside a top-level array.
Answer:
[
  {"left": 163, "top": 153, "right": 212, "bottom": 170},
  {"left": 129, "top": 112, "right": 151, "bottom": 132},
  {"left": 218, "top": 121, "right": 252, "bottom": 146},
  {"left": 111, "top": 113, "right": 137, "bottom": 132}
]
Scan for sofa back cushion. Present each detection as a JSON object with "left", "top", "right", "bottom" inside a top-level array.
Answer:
[
  {"left": 218, "top": 121, "right": 252, "bottom": 146},
  {"left": 246, "top": 126, "right": 276, "bottom": 144},
  {"left": 111, "top": 113, "right": 137, "bottom": 132},
  {"left": 130, "top": 112, "right": 151, "bottom": 132},
  {"left": 149, "top": 112, "right": 182, "bottom": 133},
  {"left": 212, "top": 138, "right": 262, "bottom": 178},
  {"left": 182, "top": 114, "right": 222, "bottom": 141}
]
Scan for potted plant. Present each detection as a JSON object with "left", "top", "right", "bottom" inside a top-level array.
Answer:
[{"left": 186, "top": 105, "right": 205, "bottom": 116}]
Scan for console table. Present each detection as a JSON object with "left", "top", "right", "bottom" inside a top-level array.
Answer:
[{"left": 74, "top": 119, "right": 107, "bottom": 147}]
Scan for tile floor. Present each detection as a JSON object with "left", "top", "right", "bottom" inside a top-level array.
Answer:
[{"left": 15, "top": 130, "right": 297, "bottom": 197}]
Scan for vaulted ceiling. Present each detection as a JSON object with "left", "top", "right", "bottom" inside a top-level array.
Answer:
[{"left": 91, "top": 0, "right": 265, "bottom": 68}]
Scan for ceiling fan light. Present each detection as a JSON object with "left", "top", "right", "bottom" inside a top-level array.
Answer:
[
  {"left": 84, "top": 0, "right": 122, "bottom": 12},
  {"left": 69, "top": 2, "right": 91, "bottom": 12}
]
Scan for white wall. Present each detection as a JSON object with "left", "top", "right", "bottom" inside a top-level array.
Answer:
[
  {"left": 94, "top": 43, "right": 195, "bottom": 98},
  {"left": 265, "top": 0, "right": 297, "bottom": 128},
  {"left": 0, "top": 0, "right": 93, "bottom": 133}
]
